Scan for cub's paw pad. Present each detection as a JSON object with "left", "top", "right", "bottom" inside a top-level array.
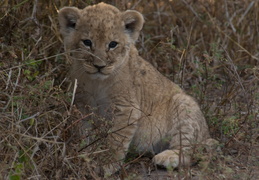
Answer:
[{"left": 152, "top": 150, "right": 180, "bottom": 168}]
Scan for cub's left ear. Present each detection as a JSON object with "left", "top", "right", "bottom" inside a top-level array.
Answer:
[{"left": 122, "top": 10, "right": 144, "bottom": 42}]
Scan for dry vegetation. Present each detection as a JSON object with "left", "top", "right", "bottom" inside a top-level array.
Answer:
[{"left": 0, "top": 0, "right": 258, "bottom": 179}]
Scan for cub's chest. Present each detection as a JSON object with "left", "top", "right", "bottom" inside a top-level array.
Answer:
[
  {"left": 84, "top": 86, "right": 111, "bottom": 107},
  {"left": 77, "top": 77, "right": 133, "bottom": 116},
  {"left": 78, "top": 82, "right": 114, "bottom": 113}
]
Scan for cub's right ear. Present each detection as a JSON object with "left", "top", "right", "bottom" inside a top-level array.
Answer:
[{"left": 58, "top": 7, "right": 80, "bottom": 36}]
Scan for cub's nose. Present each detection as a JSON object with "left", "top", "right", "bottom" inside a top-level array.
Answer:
[{"left": 94, "top": 65, "right": 106, "bottom": 71}]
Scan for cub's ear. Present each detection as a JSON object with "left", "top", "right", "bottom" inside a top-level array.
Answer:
[
  {"left": 58, "top": 7, "right": 80, "bottom": 36},
  {"left": 122, "top": 10, "right": 144, "bottom": 42}
]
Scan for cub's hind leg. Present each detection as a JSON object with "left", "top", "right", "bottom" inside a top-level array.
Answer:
[
  {"left": 153, "top": 94, "right": 210, "bottom": 169},
  {"left": 152, "top": 125, "right": 194, "bottom": 169}
]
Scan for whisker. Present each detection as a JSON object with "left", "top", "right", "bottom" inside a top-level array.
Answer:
[
  {"left": 70, "top": 65, "right": 87, "bottom": 78},
  {"left": 67, "top": 48, "right": 106, "bottom": 63}
]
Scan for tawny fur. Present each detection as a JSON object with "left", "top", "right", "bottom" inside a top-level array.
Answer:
[{"left": 59, "top": 2, "right": 213, "bottom": 173}]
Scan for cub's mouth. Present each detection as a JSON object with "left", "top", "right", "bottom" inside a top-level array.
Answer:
[
  {"left": 82, "top": 60, "right": 115, "bottom": 79},
  {"left": 89, "top": 71, "right": 109, "bottom": 80},
  {"left": 86, "top": 65, "right": 112, "bottom": 80}
]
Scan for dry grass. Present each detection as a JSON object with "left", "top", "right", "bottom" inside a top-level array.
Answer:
[{"left": 0, "top": 0, "right": 258, "bottom": 179}]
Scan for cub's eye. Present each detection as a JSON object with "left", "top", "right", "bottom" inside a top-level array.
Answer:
[
  {"left": 82, "top": 39, "right": 92, "bottom": 47},
  {"left": 108, "top": 41, "right": 118, "bottom": 49}
]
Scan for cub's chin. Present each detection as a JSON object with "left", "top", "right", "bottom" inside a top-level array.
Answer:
[{"left": 88, "top": 72, "right": 110, "bottom": 80}]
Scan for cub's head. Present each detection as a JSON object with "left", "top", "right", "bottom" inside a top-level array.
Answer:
[{"left": 58, "top": 3, "right": 144, "bottom": 80}]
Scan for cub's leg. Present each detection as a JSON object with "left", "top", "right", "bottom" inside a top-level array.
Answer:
[
  {"left": 153, "top": 94, "right": 210, "bottom": 169},
  {"left": 103, "top": 106, "right": 140, "bottom": 175}
]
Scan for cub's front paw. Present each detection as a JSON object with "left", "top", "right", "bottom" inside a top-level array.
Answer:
[{"left": 152, "top": 150, "right": 190, "bottom": 169}]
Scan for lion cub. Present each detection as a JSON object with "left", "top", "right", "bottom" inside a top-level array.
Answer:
[{"left": 59, "top": 2, "right": 215, "bottom": 173}]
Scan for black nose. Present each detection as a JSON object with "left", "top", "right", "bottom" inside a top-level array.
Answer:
[{"left": 94, "top": 65, "right": 106, "bottom": 71}]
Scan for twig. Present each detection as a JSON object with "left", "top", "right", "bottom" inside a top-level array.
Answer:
[
  {"left": 205, "top": 9, "right": 259, "bottom": 61},
  {"left": 19, "top": 112, "right": 40, "bottom": 123},
  {"left": 0, "top": 52, "right": 68, "bottom": 72},
  {"left": 224, "top": 0, "right": 236, "bottom": 33},
  {"left": 238, "top": 1, "right": 255, "bottom": 25},
  {"left": 70, "top": 78, "right": 78, "bottom": 113},
  {"left": 5, "top": 69, "right": 12, "bottom": 90},
  {"left": 179, "top": 49, "right": 186, "bottom": 88},
  {"left": 130, "top": 0, "right": 143, "bottom": 9},
  {"left": 21, "top": 0, "right": 39, "bottom": 26},
  {"left": 0, "top": 92, "right": 11, "bottom": 110},
  {"left": 180, "top": 0, "right": 202, "bottom": 22},
  {"left": 64, "top": 112, "right": 94, "bottom": 132}
]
